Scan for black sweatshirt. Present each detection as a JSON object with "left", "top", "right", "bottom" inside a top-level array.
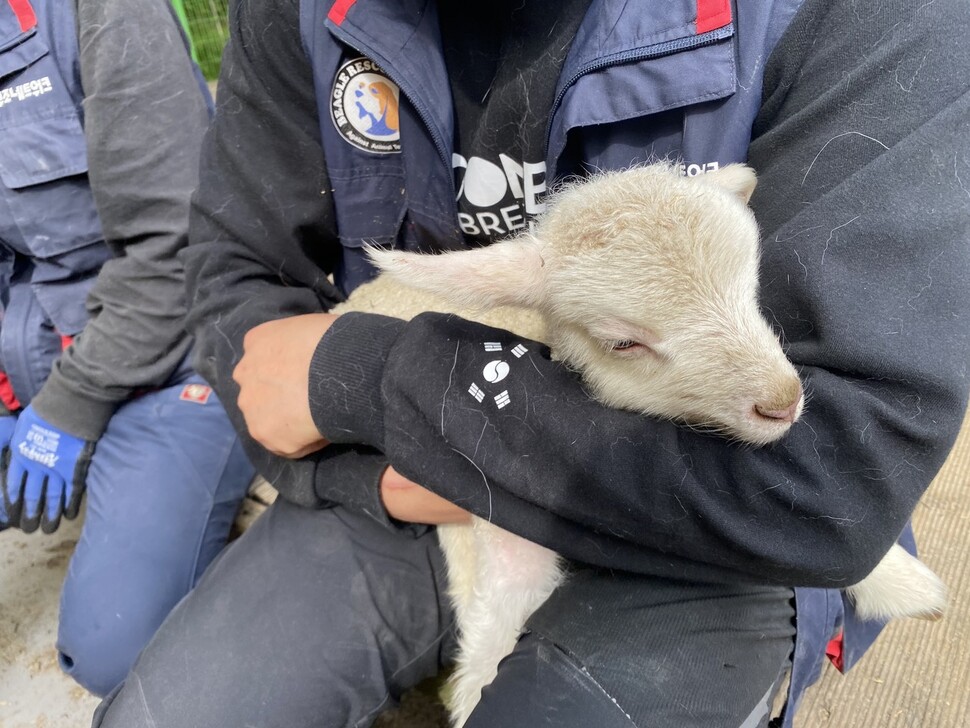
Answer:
[
  {"left": 184, "top": 0, "right": 970, "bottom": 588},
  {"left": 29, "top": 0, "right": 210, "bottom": 441}
]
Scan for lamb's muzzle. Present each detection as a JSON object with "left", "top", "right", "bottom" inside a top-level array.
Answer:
[{"left": 753, "top": 376, "right": 804, "bottom": 426}]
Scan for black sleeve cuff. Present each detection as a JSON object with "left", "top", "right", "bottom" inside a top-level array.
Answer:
[
  {"left": 308, "top": 311, "right": 405, "bottom": 449},
  {"left": 31, "top": 368, "right": 120, "bottom": 442},
  {"left": 312, "top": 443, "right": 429, "bottom": 537}
]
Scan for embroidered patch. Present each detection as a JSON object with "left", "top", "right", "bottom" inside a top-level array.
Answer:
[
  {"left": 465, "top": 341, "right": 532, "bottom": 409},
  {"left": 482, "top": 360, "right": 510, "bottom": 384},
  {"left": 179, "top": 384, "right": 212, "bottom": 405},
  {"left": 330, "top": 57, "right": 401, "bottom": 154}
]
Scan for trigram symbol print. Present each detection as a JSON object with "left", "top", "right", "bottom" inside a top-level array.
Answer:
[
  {"left": 484, "top": 342, "right": 503, "bottom": 352},
  {"left": 494, "top": 390, "right": 511, "bottom": 409},
  {"left": 511, "top": 344, "right": 528, "bottom": 358},
  {"left": 468, "top": 383, "right": 485, "bottom": 402}
]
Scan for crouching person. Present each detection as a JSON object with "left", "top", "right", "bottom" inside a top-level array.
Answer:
[{"left": 0, "top": 0, "right": 254, "bottom": 696}]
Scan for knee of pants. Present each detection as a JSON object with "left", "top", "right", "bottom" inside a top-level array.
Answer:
[
  {"left": 57, "top": 555, "right": 191, "bottom": 696},
  {"left": 515, "top": 573, "right": 796, "bottom": 728},
  {"left": 56, "top": 607, "right": 154, "bottom": 697},
  {"left": 88, "top": 503, "right": 455, "bottom": 728},
  {"left": 465, "top": 632, "right": 639, "bottom": 728}
]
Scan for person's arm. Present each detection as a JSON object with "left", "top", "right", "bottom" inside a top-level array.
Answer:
[
  {"left": 304, "top": 0, "right": 970, "bottom": 587},
  {"left": 28, "top": 0, "right": 208, "bottom": 441},
  {"left": 182, "top": 0, "right": 402, "bottom": 522}
]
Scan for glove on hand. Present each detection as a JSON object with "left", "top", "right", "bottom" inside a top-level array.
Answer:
[
  {"left": 4, "top": 405, "right": 95, "bottom": 534},
  {"left": 0, "top": 414, "right": 16, "bottom": 529}
]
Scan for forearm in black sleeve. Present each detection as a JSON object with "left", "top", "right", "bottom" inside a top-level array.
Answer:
[
  {"left": 308, "top": 0, "right": 970, "bottom": 586},
  {"left": 182, "top": 0, "right": 397, "bottom": 521},
  {"left": 31, "top": 0, "right": 209, "bottom": 441}
]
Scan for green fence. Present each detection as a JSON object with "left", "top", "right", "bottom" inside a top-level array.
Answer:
[{"left": 171, "top": 0, "right": 230, "bottom": 81}]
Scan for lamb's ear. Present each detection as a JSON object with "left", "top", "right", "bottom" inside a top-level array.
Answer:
[
  {"left": 701, "top": 164, "right": 758, "bottom": 205},
  {"left": 367, "top": 237, "right": 547, "bottom": 309}
]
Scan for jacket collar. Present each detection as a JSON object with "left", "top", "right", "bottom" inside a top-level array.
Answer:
[{"left": 323, "top": 0, "right": 735, "bottom": 174}]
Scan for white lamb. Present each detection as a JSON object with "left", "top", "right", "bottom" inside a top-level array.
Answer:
[{"left": 331, "top": 163, "right": 946, "bottom": 726}]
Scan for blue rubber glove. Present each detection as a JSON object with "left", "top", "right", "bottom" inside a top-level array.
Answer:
[
  {"left": 4, "top": 405, "right": 95, "bottom": 534},
  {"left": 0, "top": 414, "right": 17, "bottom": 529}
]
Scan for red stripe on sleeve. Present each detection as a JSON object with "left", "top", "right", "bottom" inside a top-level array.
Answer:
[
  {"left": 0, "top": 371, "right": 22, "bottom": 412},
  {"left": 696, "top": 0, "right": 732, "bottom": 34},
  {"left": 7, "top": 0, "right": 37, "bottom": 32},
  {"left": 328, "top": 0, "right": 358, "bottom": 25}
]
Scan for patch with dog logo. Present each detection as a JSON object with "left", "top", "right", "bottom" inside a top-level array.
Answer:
[{"left": 330, "top": 57, "right": 401, "bottom": 154}]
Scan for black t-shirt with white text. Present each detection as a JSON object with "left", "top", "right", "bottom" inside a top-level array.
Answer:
[{"left": 436, "top": 0, "right": 592, "bottom": 244}]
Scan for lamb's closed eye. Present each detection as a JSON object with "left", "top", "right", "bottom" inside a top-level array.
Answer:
[
  {"left": 608, "top": 339, "right": 641, "bottom": 351},
  {"left": 585, "top": 319, "right": 662, "bottom": 358},
  {"left": 599, "top": 338, "right": 657, "bottom": 358}
]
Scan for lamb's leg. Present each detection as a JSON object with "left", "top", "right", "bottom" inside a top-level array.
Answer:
[
  {"left": 846, "top": 543, "right": 947, "bottom": 622},
  {"left": 440, "top": 518, "right": 564, "bottom": 728},
  {"left": 436, "top": 523, "right": 479, "bottom": 628}
]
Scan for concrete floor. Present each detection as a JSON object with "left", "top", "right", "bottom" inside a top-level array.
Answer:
[{"left": 1, "top": 407, "right": 967, "bottom": 728}]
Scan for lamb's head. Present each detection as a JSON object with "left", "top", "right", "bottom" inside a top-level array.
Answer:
[{"left": 370, "top": 164, "right": 803, "bottom": 446}]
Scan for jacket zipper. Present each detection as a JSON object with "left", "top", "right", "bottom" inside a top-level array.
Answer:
[{"left": 546, "top": 24, "right": 735, "bottom": 168}]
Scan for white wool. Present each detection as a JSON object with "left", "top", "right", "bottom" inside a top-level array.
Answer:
[{"left": 332, "top": 163, "right": 945, "bottom": 726}]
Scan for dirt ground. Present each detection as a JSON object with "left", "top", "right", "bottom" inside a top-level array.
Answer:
[
  {"left": 0, "top": 518, "right": 100, "bottom": 728},
  {"left": 1, "top": 407, "right": 967, "bottom": 728}
]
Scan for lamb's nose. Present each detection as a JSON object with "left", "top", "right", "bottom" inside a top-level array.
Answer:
[
  {"left": 755, "top": 402, "right": 797, "bottom": 422},
  {"left": 754, "top": 396, "right": 802, "bottom": 424}
]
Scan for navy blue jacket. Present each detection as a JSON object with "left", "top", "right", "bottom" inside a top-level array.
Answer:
[
  {"left": 0, "top": 0, "right": 110, "bottom": 403},
  {"left": 0, "top": 0, "right": 211, "bottom": 438}
]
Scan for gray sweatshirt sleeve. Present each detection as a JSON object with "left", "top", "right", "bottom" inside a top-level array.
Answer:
[{"left": 30, "top": 0, "right": 209, "bottom": 441}]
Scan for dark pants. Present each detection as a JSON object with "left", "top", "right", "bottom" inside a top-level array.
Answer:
[{"left": 92, "top": 500, "right": 794, "bottom": 728}]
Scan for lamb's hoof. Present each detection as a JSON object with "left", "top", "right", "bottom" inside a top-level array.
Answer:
[
  {"left": 846, "top": 545, "right": 948, "bottom": 622},
  {"left": 914, "top": 607, "right": 945, "bottom": 622}
]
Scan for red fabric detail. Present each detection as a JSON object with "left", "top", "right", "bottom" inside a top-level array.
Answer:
[
  {"left": 59, "top": 334, "right": 74, "bottom": 351},
  {"left": 328, "top": 0, "right": 357, "bottom": 25},
  {"left": 7, "top": 0, "right": 37, "bottom": 32},
  {"left": 696, "top": 0, "right": 732, "bottom": 34},
  {"left": 0, "top": 371, "right": 22, "bottom": 412},
  {"left": 825, "top": 631, "right": 845, "bottom": 673},
  {"left": 179, "top": 384, "right": 213, "bottom": 405}
]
